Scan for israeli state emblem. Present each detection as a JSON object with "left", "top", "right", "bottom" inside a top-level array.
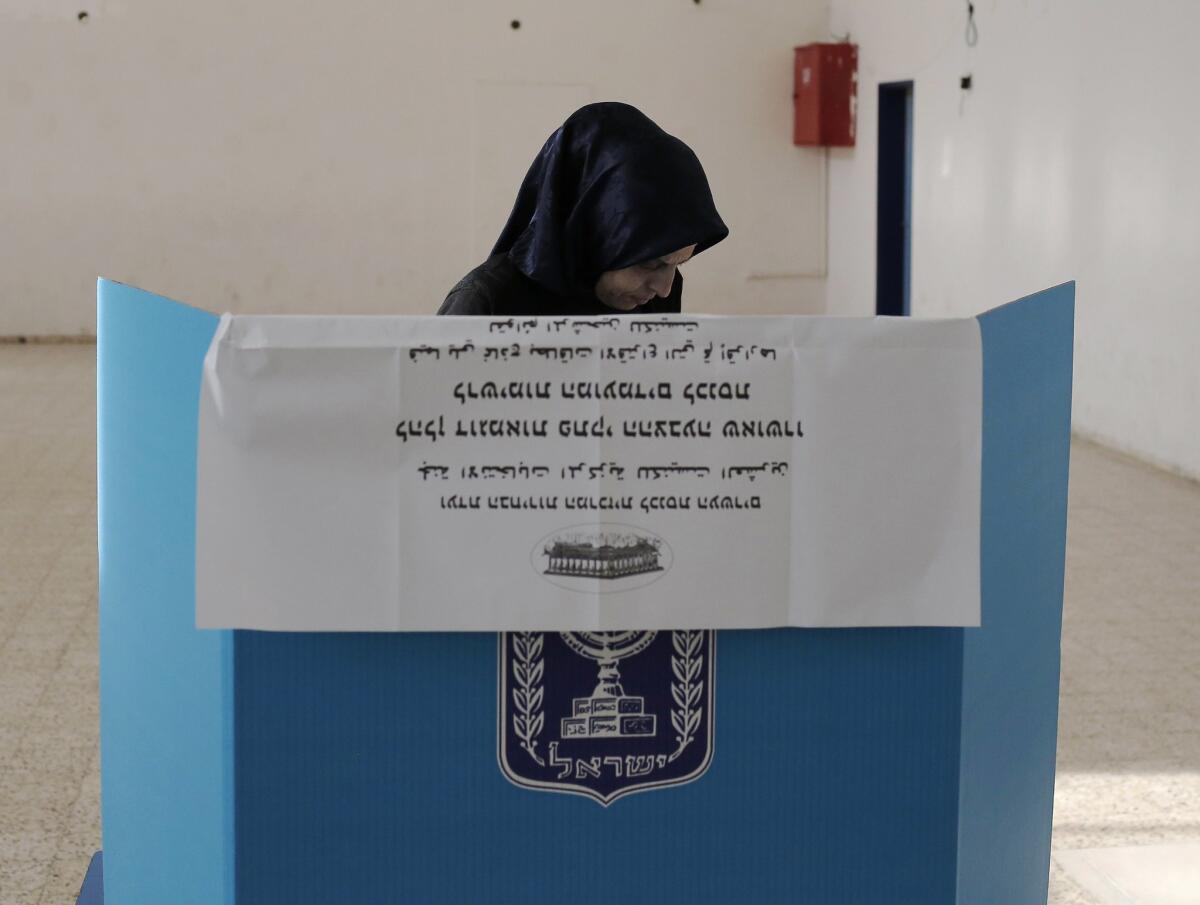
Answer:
[{"left": 498, "top": 630, "right": 715, "bottom": 805}]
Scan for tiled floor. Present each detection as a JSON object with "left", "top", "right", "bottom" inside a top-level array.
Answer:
[
  {"left": 1, "top": 344, "right": 1198, "bottom": 903},
  {"left": 1049, "top": 423, "right": 1200, "bottom": 903},
  {"left": 1, "top": 346, "right": 101, "bottom": 904},
  {"left": 1055, "top": 843, "right": 1200, "bottom": 903}
]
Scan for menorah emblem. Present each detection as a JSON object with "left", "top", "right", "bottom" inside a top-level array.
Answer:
[
  {"left": 500, "top": 629, "right": 715, "bottom": 804},
  {"left": 558, "top": 631, "right": 658, "bottom": 739}
]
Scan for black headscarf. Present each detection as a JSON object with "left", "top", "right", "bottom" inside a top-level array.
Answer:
[{"left": 492, "top": 102, "right": 729, "bottom": 304}]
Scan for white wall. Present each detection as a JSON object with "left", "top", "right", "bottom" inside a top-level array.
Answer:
[
  {"left": 0, "top": 0, "right": 829, "bottom": 336},
  {"left": 828, "top": 0, "right": 1200, "bottom": 479}
]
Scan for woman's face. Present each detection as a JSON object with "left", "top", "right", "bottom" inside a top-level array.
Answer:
[{"left": 594, "top": 244, "right": 697, "bottom": 311}]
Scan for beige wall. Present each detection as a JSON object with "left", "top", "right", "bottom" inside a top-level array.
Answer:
[
  {"left": 1, "top": 0, "right": 830, "bottom": 335},
  {"left": 828, "top": 0, "right": 1200, "bottom": 479}
]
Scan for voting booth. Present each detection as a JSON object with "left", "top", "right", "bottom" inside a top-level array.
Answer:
[{"left": 96, "top": 279, "right": 1073, "bottom": 905}]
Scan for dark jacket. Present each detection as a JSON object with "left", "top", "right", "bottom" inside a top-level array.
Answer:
[{"left": 438, "top": 102, "right": 725, "bottom": 317}]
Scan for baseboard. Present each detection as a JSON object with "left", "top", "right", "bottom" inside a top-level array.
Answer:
[{"left": 0, "top": 334, "right": 96, "bottom": 344}]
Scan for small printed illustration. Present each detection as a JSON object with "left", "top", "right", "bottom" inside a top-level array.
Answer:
[
  {"left": 499, "top": 630, "right": 714, "bottom": 805},
  {"left": 543, "top": 531, "right": 664, "bottom": 580},
  {"left": 532, "top": 524, "right": 673, "bottom": 593}
]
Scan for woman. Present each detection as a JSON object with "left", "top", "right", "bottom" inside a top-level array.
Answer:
[{"left": 438, "top": 102, "right": 728, "bottom": 316}]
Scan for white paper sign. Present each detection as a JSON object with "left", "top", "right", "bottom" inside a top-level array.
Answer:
[{"left": 196, "top": 314, "right": 981, "bottom": 631}]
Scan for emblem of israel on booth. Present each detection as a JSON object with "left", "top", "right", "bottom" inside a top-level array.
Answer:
[{"left": 499, "top": 630, "right": 715, "bottom": 804}]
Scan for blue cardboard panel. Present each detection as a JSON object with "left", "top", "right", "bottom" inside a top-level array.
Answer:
[
  {"left": 959, "top": 283, "right": 1074, "bottom": 904},
  {"left": 75, "top": 852, "right": 103, "bottom": 905},
  {"left": 96, "top": 283, "right": 1070, "bottom": 904},
  {"left": 234, "top": 628, "right": 962, "bottom": 904},
  {"left": 97, "top": 280, "right": 231, "bottom": 905}
]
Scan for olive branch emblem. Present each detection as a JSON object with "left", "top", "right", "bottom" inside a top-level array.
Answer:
[
  {"left": 511, "top": 632, "right": 545, "bottom": 766},
  {"left": 669, "top": 630, "right": 704, "bottom": 762}
]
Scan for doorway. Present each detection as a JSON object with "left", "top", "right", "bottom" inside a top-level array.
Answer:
[{"left": 876, "top": 81, "right": 913, "bottom": 317}]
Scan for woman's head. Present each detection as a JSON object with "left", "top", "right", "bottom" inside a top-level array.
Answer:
[
  {"left": 491, "top": 103, "right": 727, "bottom": 309},
  {"left": 594, "top": 244, "right": 696, "bottom": 311}
]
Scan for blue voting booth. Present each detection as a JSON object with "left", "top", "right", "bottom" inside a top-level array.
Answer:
[{"left": 94, "top": 279, "right": 1073, "bottom": 905}]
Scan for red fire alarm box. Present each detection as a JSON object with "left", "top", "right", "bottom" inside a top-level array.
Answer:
[{"left": 793, "top": 42, "right": 858, "bottom": 147}]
